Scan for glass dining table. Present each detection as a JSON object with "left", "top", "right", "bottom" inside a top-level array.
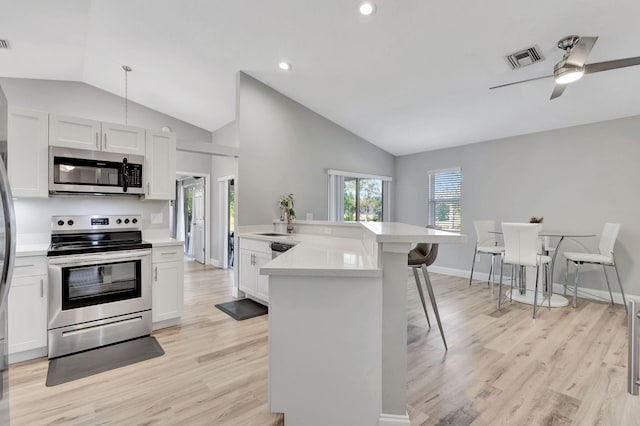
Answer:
[{"left": 490, "top": 230, "right": 596, "bottom": 308}]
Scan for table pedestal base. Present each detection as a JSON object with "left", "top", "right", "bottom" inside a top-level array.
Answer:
[{"left": 506, "top": 289, "right": 569, "bottom": 308}]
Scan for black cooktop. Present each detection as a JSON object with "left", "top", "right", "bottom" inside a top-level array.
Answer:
[{"left": 47, "top": 230, "right": 152, "bottom": 257}]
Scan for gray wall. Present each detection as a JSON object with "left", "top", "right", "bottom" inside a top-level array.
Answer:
[
  {"left": 211, "top": 121, "right": 238, "bottom": 264},
  {"left": 237, "top": 72, "right": 395, "bottom": 226},
  {"left": 395, "top": 115, "right": 640, "bottom": 297}
]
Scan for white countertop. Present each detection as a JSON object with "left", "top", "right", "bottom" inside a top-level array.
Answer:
[
  {"left": 260, "top": 236, "right": 381, "bottom": 278},
  {"left": 145, "top": 237, "right": 184, "bottom": 247},
  {"left": 241, "top": 222, "right": 466, "bottom": 278},
  {"left": 361, "top": 222, "right": 467, "bottom": 244},
  {"left": 16, "top": 243, "right": 49, "bottom": 257}
]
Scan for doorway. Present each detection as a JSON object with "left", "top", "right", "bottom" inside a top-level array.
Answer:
[
  {"left": 218, "top": 175, "right": 235, "bottom": 269},
  {"left": 171, "top": 173, "right": 210, "bottom": 264}
]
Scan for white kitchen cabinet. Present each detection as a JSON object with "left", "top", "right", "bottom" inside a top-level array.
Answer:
[
  {"left": 152, "top": 244, "right": 184, "bottom": 328},
  {"left": 49, "top": 114, "right": 101, "bottom": 151},
  {"left": 8, "top": 256, "right": 48, "bottom": 362},
  {"left": 7, "top": 107, "right": 49, "bottom": 197},
  {"left": 101, "top": 122, "right": 146, "bottom": 156},
  {"left": 239, "top": 238, "right": 271, "bottom": 303},
  {"left": 50, "top": 114, "right": 146, "bottom": 156},
  {"left": 145, "top": 130, "right": 176, "bottom": 200}
]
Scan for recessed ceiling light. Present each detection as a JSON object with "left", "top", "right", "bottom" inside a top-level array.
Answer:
[
  {"left": 359, "top": 1, "right": 376, "bottom": 15},
  {"left": 279, "top": 61, "right": 292, "bottom": 71}
]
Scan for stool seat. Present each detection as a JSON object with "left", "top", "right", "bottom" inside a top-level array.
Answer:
[
  {"left": 477, "top": 245, "right": 504, "bottom": 254},
  {"left": 563, "top": 252, "right": 613, "bottom": 265}
]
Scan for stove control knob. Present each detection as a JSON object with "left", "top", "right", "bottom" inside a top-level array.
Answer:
[
  {"left": 67, "top": 220, "right": 74, "bottom": 226},
  {"left": 132, "top": 218, "right": 138, "bottom": 224},
  {"left": 57, "top": 220, "right": 64, "bottom": 226},
  {"left": 124, "top": 218, "right": 130, "bottom": 224},
  {"left": 116, "top": 218, "right": 122, "bottom": 224}
]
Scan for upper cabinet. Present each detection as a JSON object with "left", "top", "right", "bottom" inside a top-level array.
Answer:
[
  {"left": 50, "top": 115, "right": 146, "bottom": 156},
  {"left": 145, "top": 130, "right": 176, "bottom": 200},
  {"left": 101, "top": 122, "right": 146, "bottom": 156},
  {"left": 7, "top": 107, "right": 49, "bottom": 198}
]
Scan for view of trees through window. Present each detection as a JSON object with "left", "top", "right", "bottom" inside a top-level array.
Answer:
[
  {"left": 429, "top": 170, "right": 461, "bottom": 232},
  {"left": 343, "top": 178, "right": 383, "bottom": 222}
]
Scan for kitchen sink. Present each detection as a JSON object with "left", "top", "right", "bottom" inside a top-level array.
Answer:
[{"left": 256, "top": 232, "right": 288, "bottom": 237}]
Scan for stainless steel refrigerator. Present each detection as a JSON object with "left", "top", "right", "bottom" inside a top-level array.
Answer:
[{"left": 0, "top": 159, "right": 16, "bottom": 424}]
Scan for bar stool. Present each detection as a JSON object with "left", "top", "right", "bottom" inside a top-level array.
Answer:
[
  {"left": 469, "top": 220, "right": 504, "bottom": 292},
  {"left": 408, "top": 228, "right": 447, "bottom": 350}
]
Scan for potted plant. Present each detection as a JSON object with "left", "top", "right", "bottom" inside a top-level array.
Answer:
[{"left": 280, "top": 194, "right": 295, "bottom": 233}]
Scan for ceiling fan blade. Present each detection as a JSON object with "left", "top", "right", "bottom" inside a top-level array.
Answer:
[
  {"left": 550, "top": 84, "right": 568, "bottom": 100},
  {"left": 565, "top": 36, "right": 598, "bottom": 67},
  {"left": 489, "top": 74, "right": 553, "bottom": 90},
  {"left": 584, "top": 56, "right": 640, "bottom": 74}
]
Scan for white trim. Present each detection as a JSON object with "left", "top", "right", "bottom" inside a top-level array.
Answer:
[
  {"left": 8, "top": 347, "right": 47, "bottom": 364},
  {"left": 427, "top": 166, "right": 461, "bottom": 176},
  {"left": 378, "top": 413, "right": 410, "bottom": 425},
  {"left": 327, "top": 169, "right": 393, "bottom": 181},
  {"left": 210, "top": 257, "right": 222, "bottom": 268},
  {"left": 217, "top": 174, "right": 234, "bottom": 182},
  {"left": 176, "top": 171, "right": 211, "bottom": 266}
]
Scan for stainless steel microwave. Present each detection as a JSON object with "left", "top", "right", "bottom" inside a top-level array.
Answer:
[{"left": 49, "top": 146, "right": 144, "bottom": 195}]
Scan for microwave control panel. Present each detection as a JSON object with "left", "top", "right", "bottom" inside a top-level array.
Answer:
[{"left": 128, "top": 164, "right": 143, "bottom": 187}]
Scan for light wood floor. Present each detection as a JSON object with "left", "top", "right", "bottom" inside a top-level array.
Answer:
[{"left": 9, "top": 262, "right": 639, "bottom": 425}]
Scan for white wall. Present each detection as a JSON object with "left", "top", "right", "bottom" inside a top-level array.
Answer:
[
  {"left": 395, "top": 115, "right": 640, "bottom": 298},
  {"left": 236, "top": 72, "right": 395, "bottom": 226}
]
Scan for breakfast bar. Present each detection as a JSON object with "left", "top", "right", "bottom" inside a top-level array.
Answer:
[{"left": 260, "top": 222, "right": 466, "bottom": 425}]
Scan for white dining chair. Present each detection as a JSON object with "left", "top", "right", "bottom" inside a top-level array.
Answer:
[
  {"left": 497, "top": 223, "right": 551, "bottom": 318},
  {"left": 563, "top": 223, "right": 627, "bottom": 313},
  {"left": 469, "top": 220, "right": 504, "bottom": 292}
]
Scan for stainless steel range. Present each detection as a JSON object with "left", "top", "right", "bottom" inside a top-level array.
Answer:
[{"left": 47, "top": 215, "right": 152, "bottom": 358}]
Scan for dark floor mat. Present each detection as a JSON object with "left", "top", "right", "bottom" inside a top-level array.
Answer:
[
  {"left": 46, "top": 336, "right": 164, "bottom": 387},
  {"left": 215, "top": 298, "right": 268, "bottom": 321}
]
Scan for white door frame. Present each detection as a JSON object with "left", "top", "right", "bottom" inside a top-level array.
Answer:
[
  {"left": 218, "top": 175, "right": 235, "bottom": 269},
  {"left": 176, "top": 171, "right": 211, "bottom": 265}
]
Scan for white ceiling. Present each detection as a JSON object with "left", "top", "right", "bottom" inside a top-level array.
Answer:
[{"left": 2, "top": 0, "right": 640, "bottom": 156}]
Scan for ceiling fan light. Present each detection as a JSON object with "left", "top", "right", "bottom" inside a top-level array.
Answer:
[{"left": 555, "top": 70, "right": 584, "bottom": 84}]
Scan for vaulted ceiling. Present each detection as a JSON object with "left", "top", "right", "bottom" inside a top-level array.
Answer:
[{"left": 2, "top": 0, "right": 640, "bottom": 155}]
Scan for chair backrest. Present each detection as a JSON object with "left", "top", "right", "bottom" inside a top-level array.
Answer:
[
  {"left": 501, "top": 222, "right": 540, "bottom": 267},
  {"left": 474, "top": 220, "right": 497, "bottom": 247},
  {"left": 409, "top": 225, "right": 439, "bottom": 267},
  {"left": 599, "top": 223, "right": 620, "bottom": 256}
]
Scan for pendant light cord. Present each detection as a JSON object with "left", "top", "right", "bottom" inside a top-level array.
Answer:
[{"left": 122, "top": 65, "right": 132, "bottom": 125}]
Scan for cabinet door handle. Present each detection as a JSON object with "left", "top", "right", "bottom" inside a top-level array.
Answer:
[
  {"left": 147, "top": 182, "right": 150, "bottom": 194},
  {"left": 104, "top": 133, "right": 108, "bottom": 149},
  {"left": 162, "top": 252, "right": 177, "bottom": 255},
  {"left": 15, "top": 264, "right": 34, "bottom": 268},
  {"left": 96, "top": 132, "right": 99, "bottom": 149},
  {"left": 154, "top": 266, "right": 158, "bottom": 282},
  {"left": 40, "top": 279, "right": 44, "bottom": 298}
]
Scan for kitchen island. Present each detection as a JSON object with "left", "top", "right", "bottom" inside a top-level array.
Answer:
[{"left": 246, "top": 221, "right": 466, "bottom": 426}]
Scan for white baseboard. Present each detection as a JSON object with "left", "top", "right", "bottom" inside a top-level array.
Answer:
[
  {"left": 379, "top": 413, "right": 410, "bottom": 425},
  {"left": 209, "top": 257, "right": 222, "bottom": 268},
  {"left": 429, "top": 266, "right": 639, "bottom": 305},
  {"left": 9, "top": 347, "right": 47, "bottom": 364}
]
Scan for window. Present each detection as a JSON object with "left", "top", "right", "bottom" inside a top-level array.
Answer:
[
  {"left": 328, "top": 170, "right": 391, "bottom": 222},
  {"left": 428, "top": 168, "right": 461, "bottom": 232}
]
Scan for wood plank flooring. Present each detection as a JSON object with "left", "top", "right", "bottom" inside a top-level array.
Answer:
[{"left": 9, "top": 262, "right": 639, "bottom": 425}]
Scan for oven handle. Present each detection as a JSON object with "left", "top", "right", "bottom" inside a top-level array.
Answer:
[{"left": 48, "top": 249, "right": 151, "bottom": 267}]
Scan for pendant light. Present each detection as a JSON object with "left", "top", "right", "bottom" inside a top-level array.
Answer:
[{"left": 122, "top": 65, "right": 132, "bottom": 125}]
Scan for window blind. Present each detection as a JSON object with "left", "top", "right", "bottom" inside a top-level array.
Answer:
[{"left": 429, "top": 169, "right": 462, "bottom": 232}]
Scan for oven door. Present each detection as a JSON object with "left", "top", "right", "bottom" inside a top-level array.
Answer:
[{"left": 48, "top": 249, "right": 151, "bottom": 330}]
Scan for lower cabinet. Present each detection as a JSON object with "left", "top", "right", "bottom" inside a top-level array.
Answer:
[
  {"left": 152, "top": 244, "right": 184, "bottom": 328},
  {"left": 8, "top": 256, "right": 48, "bottom": 362},
  {"left": 239, "top": 238, "right": 271, "bottom": 303}
]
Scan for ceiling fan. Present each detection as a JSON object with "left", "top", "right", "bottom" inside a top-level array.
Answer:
[{"left": 490, "top": 35, "right": 640, "bottom": 99}]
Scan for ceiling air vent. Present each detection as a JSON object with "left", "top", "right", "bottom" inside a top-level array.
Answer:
[
  {"left": 505, "top": 46, "right": 543, "bottom": 69},
  {"left": 0, "top": 40, "right": 9, "bottom": 49}
]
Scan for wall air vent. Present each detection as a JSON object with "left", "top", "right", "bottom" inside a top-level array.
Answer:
[
  {"left": 0, "top": 40, "right": 9, "bottom": 49},
  {"left": 506, "top": 46, "right": 543, "bottom": 69}
]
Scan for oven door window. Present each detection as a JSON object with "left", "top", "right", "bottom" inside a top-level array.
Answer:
[{"left": 62, "top": 260, "right": 141, "bottom": 310}]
